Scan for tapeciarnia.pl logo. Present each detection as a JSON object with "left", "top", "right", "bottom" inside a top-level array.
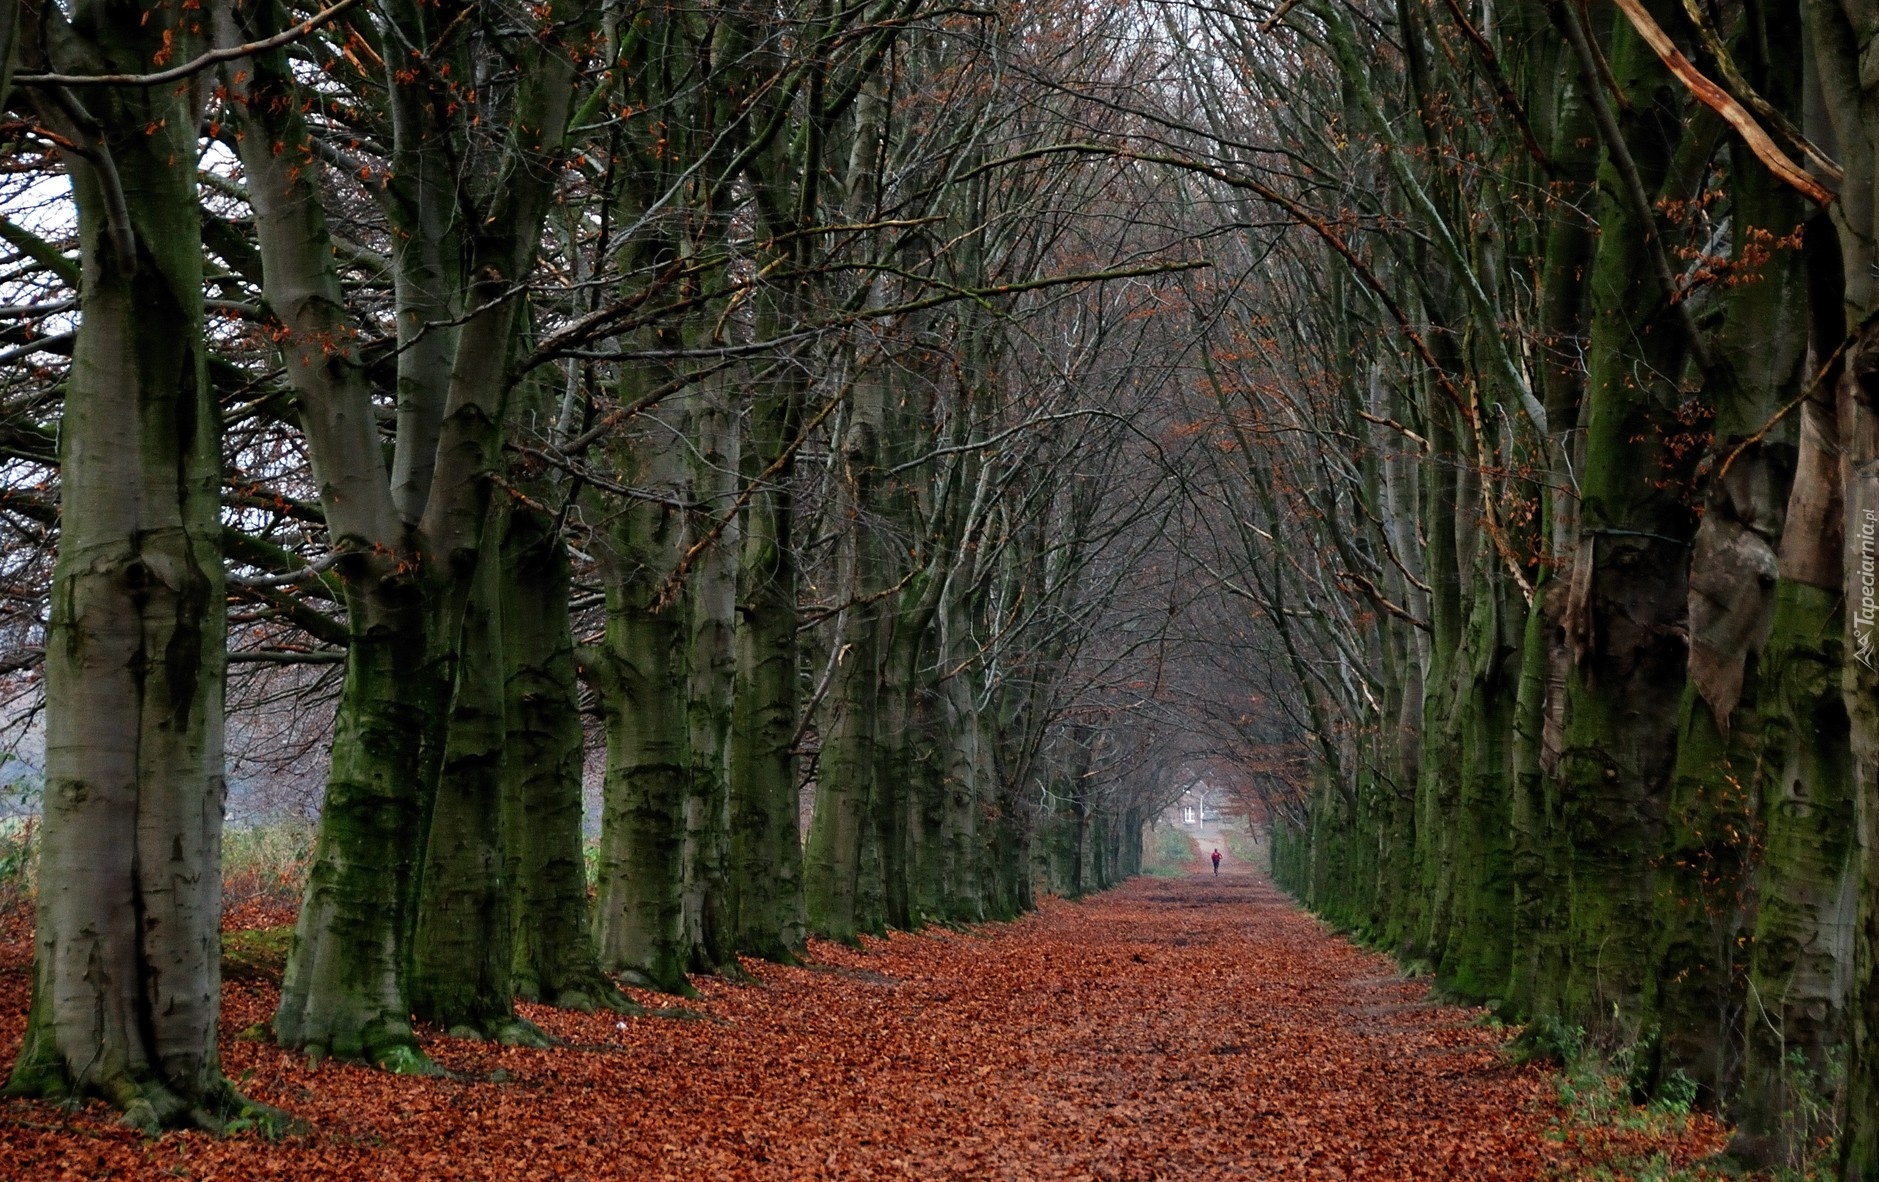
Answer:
[{"left": 1859, "top": 507, "right": 1877, "bottom": 671}]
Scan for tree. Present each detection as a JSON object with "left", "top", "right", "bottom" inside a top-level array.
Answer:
[
  {"left": 218, "top": 0, "right": 598, "bottom": 1062},
  {"left": 4, "top": 0, "right": 245, "bottom": 1130}
]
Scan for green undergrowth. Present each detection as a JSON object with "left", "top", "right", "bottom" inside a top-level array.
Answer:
[
  {"left": 1508, "top": 1017, "right": 1833, "bottom": 1182},
  {"left": 583, "top": 835, "right": 602, "bottom": 891},
  {"left": 0, "top": 774, "right": 41, "bottom": 919},
  {"left": 1139, "top": 824, "right": 1196, "bottom": 876}
]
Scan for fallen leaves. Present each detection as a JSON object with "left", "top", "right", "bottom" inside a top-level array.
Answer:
[{"left": 0, "top": 866, "right": 1732, "bottom": 1179}]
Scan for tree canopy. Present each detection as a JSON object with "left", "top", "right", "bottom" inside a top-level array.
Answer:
[{"left": 1, "top": 0, "right": 1877, "bottom": 1175}]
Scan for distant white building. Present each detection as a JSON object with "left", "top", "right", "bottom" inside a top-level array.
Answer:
[{"left": 1173, "top": 781, "right": 1219, "bottom": 829}]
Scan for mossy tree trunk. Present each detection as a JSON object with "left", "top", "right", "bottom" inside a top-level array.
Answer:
[
  {"left": 502, "top": 504, "right": 625, "bottom": 1012},
  {"left": 719, "top": 0, "right": 934, "bottom": 962},
  {"left": 871, "top": 607, "right": 923, "bottom": 930},
  {"left": 1409, "top": 365, "right": 1466, "bottom": 969},
  {"left": 1508, "top": 584, "right": 1565, "bottom": 1016},
  {"left": 907, "top": 684, "right": 951, "bottom": 921},
  {"left": 1806, "top": 0, "right": 1879, "bottom": 1171},
  {"left": 275, "top": 585, "right": 450, "bottom": 1067},
  {"left": 411, "top": 519, "right": 540, "bottom": 1043},
  {"left": 222, "top": 0, "right": 588, "bottom": 1065},
  {"left": 1733, "top": 582, "right": 1855, "bottom": 1162},
  {"left": 1730, "top": 208, "right": 1855, "bottom": 1165},
  {"left": 805, "top": 382, "right": 891, "bottom": 943},
  {"left": 590, "top": 398, "right": 695, "bottom": 995},
  {"left": 1440, "top": 575, "right": 1519, "bottom": 1001},
  {"left": 1501, "top": 0, "right": 1595, "bottom": 1022},
  {"left": 682, "top": 376, "right": 742, "bottom": 976},
  {"left": 937, "top": 591, "right": 991, "bottom": 922},
  {"left": 6, "top": 0, "right": 240, "bottom": 1128},
  {"left": 1646, "top": 21, "right": 1812, "bottom": 1093},
  {"left": 1556, "top": 0, "right": 1707, "bottom": 1038},
  {"left": 726, "top": 346, "right": 808, "bottom": 961},
  {"left": 220, "top": 0, "right": 436, "bottom": 1065}
]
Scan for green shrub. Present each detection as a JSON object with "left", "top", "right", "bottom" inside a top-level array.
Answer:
[
  {"left": 1652, "top": 1069, "right": 1699, "bottom": 1118},
  {"left": 1509, "top": 1014, "right": 1585, "bottom": 1066},
  {"left": 1524, "top": 1026, "right": 1834, "bottom": 1181}
]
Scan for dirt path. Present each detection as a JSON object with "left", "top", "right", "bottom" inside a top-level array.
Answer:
[{"left": 0, "top": 862, "right": 1727, "bottom": 1180}]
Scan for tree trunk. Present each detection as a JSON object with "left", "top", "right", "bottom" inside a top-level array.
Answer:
[
  {"left": 222, "top": 0, "right": 588, "bottom": 1064},
  {"left": 907, "top": 687, "right": 950, "bottom": 921},
  {"left": 503, "top": 505, "right": 628, "bottom": 1012},
  {"left": 727, "top": 454, "right": 809, "bottom": 959},
  {"left": 804, "top": 603, "right": 887, "bottom": 941},
  {"left": 872, "top": 607, "right": 925, "bottom": 929},
  {"left": 409, "top": 520, "right": 549, "bottom": 1044},
  {"left": 1556, "top": 3, "right": 1706, "bottom": 1038},
  {"left": 938, "top": 607, "right": 990, "bottom": 922},
  {"left": 1732, "top": 582, "right": 1855, "bottom": 1164},
  {"left": 1838, "top": 319, "right": 1879, "bottom": 1182},
  {"left": 7, "top": 1, "right": 239, "bottom": 1127},
  {"left": 805, "top": 389, "right": 890, "bottom": 943},
  {"left": 591, "top": 401, "right": 695, "bottom": 995},
  {"left": 982, "top": 790, "right": 1033, "bottom": 921},
  {"left": 682, "top": 381, "right": 741, "bottom": 976},
  {"left": 1507, "top": 584, "right": 1566, "bottom": 1016},
  {"left": 275, "top": 590, "right": 449, "bottom": 1069},
  {"left": 1727, "top": 195, "right": 1855, "bottom": 1167},
  {"left": 1439, "top": 570, "right": 1519, "bottom": 1001},
  {"left": 217, "top": 0, "right": 439, "bottom": 1068}
]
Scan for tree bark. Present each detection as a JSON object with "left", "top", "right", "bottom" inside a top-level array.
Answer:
[
  {"left": 682, "top": 378, "right": 742, "bottom": 976},
  {"left": 805, "top": 386, "right": 890, "bottom": 943},
  {"left": 7, "top": 0, "right": 241, "bottom": 1129},
  {"left": 226, "top": 0, "right": 586, "bottom": 1062},
  {"left": 1797, "top": 4, "right": 1879, "bottom": 1171},
  {"left": 591, "top": 402, "right": 695, "bottom": 994},
  {"left": 1557, "top": 1, "right": 1707, "bottom": 1038},
  {"left": 727, "top": 388, "right": 810, "bottom": 959},
  {"left": 409, "top": 520, "right": 550, "bottom": 1045},
  {"left": 503, "top": 504, "right": 628, "bottom": 1012}
]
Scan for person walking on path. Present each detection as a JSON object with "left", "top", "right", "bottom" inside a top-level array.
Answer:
[{"left": 1211, "top": 849, "right": 1222, "bottom": 876}]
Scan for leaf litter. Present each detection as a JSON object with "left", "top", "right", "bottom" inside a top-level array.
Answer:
[{"left": 0, "top": 859, "right": 1731, "bottom": 1180}]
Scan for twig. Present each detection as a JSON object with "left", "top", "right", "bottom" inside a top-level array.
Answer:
[
  {"left": 228, "top": 649, "right": 347, "bottom": 664},
  {"left": 16, "top": 0, "right": 366, "bottom": 88},
  {"left": 1611, "top": 0, "right": 1833, "bottom": 206},
  {"left": 1714, "top": 335, "right": 1851, "bottom": 482}
]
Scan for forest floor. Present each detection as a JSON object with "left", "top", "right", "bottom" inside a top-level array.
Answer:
[{"left": 0, "top": 850, "right": 1743, "bottom": 1181}]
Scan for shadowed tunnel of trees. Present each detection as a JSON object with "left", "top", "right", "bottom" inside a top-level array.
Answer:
[{"left": 1, "top": 0, "right": 1878, "bottom": 1176}]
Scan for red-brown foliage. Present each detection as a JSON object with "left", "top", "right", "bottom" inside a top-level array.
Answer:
[{"left": 0, "top": 857, "right": 1730, "bottom": 1179}]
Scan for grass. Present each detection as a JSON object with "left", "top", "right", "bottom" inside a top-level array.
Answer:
[{"left": 1222, "top": 824, "right": 1264, "bottom": 869}]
